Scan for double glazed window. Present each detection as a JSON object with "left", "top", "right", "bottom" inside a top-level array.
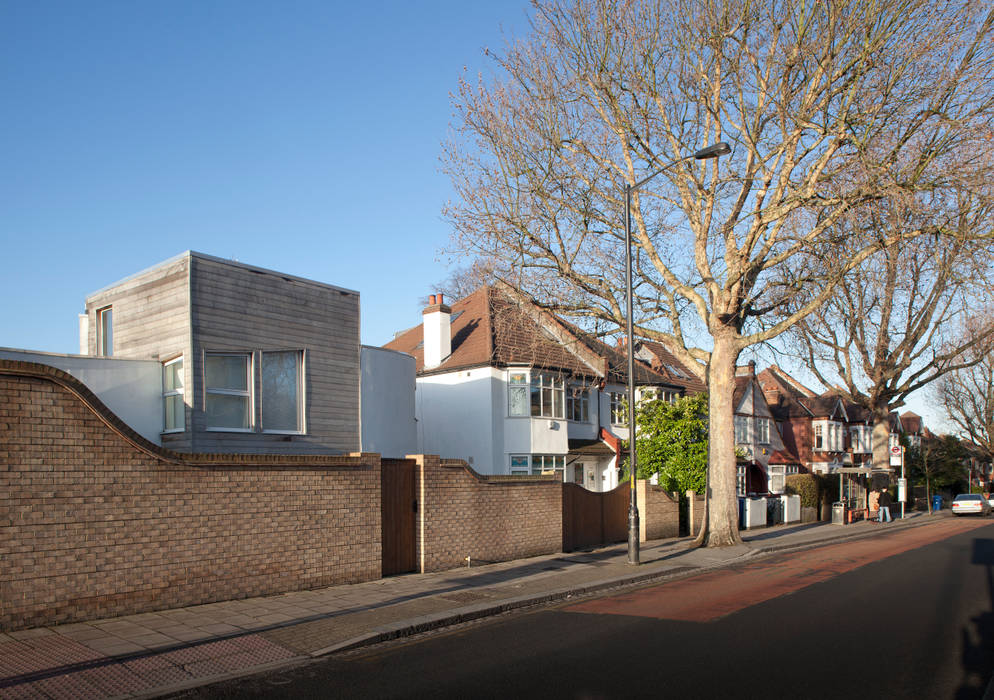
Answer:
[
  {"left": 757, "top": 418, "right": 771, "bottom": 444},
  {"left": 610, "top": 392, "right": 626, "bottom": 424},
  {"left": 768, "top": 465, "right": 786, "bottom": 493},
  {"left": 163, "top": 357, "right": 184, "bottom": 432},
  {"left": 566, "top": 385, "right": 589, "bottom": 422},
  {"left": 507, "top": 371, "right": 565, "bottom": 419},
  {"left": 205, "top": 350, "right": 303, "bottom": 433},
  {"left": 96, "top": 306, "right": 113, "bottom": 356},
  {"left": 734, "top": 415, "right": 750, "bottom": 444},
  {"left": 510, "top": 454, "right": 566, "bottom": 476},
  {"left": 814, "top": 420, "right": 843, "bottom": 451}
]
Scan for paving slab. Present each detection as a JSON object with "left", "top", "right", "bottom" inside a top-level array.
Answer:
[{"left": 0, "top": 512, "right": 947, "bottom": 698}]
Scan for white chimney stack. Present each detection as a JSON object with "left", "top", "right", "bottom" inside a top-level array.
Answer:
[{"left": 423, "top": 293, "right": 451, "bottom": 369}]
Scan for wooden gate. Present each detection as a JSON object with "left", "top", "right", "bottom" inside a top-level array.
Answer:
[
  {"left": 381, "top": 459, "right": 417, "bottom": 576},
  {"left": 562, "top": 482, "right": 630, "bottom": 552}
]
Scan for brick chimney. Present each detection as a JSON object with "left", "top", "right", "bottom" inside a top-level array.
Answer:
[{"left": 423, "top": 293, "right": 451, "bottom": 369}]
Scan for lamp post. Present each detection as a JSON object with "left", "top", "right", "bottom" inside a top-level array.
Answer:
[{"left": 624, "top": 141, "right": 731, "bottom": 566}]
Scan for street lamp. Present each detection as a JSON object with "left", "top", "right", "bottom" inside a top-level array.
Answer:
[{"left": 624, "top": 141, "right": 731, "bottom": 566}]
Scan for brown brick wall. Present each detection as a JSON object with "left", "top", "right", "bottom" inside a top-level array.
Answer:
[
  {"left": 638, "top": 482, "right": 680, "bottom": 541},
  {"left": 413, "top": 456, "right": 562, "bottom": 573},
  {"left": 0, "top": 362, "right": 381, "bottom": 631}
]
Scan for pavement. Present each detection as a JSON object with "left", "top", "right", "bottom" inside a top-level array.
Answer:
[{"left": 0, "top": 510, "right": 947, "bottom": 699}]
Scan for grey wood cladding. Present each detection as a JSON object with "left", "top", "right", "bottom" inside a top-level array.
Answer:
[{"left": 85, "top": 252, "right": 360, "bottom": 455}]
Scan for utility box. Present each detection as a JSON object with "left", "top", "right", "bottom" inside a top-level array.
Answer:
[
  {"left": 782, "top": 494, "right": 801, "bottom": 523},
  {"left": 740, "top": 496, "right": 767, "bottom": 529}
]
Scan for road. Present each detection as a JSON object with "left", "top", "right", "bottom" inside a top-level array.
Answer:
[{"left": 178, "top": 518, "right": 994, "bottom": 699}]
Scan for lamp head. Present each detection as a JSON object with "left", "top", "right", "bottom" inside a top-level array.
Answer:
[{"left": 694, "top": 142, "right": 731, "bottom": 160}]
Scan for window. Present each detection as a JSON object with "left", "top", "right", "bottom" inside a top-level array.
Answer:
[
  {"left": 567, "top": 385, "right": 589, "bottom": 422},
  {"left": 531, "top": 372, "right": 564, "bottom": 418},
  {"left": 851, "top": 426, "right": 872, "bottom": 454},
  {"left": 162, "top": 357, "right": 184, "bottom": 432},
  {"left": 815, "top": 420, "right": 843, "bottom": 451},
  {"left": 610, "top": 392, "right": 626, "bottom": 424},
  {"left": 508, "top": 372, "right": 529, "bottom": 416},
  {"left": 510, "top": 455, "right": 530, "bottom": 475},
  {"left": 736, "top": 466, "right": 747, "bottom": 496},
  {"left": 757, "top": 418, "right": 771, "bottom": 444},
  {"left": 96, "top": 306, "right": 113, "bottom": 356},
  {"left": 814, "top": 423, "right": 824, "bottom": 450},
  {"left": 531, "top": 454, "right": 565, "bottom": 476},
  {"left": 769, "top": 465, "right": 786, "bottom": 493},
  {"left": 205, "top": 353, "right": 252, "bottom": 430},
  {"left": 262, "top": 350, "right": 303, "bottom": 433},
  {"left": 735, "top": 416, "right": 750, "bottom": 444}
]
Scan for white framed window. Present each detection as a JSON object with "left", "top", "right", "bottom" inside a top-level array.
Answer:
[
  {"left": 508, "top": 371, "right": 529, "bottom": 417},
  {"left": 96, "top": 306, "right": 113, "bottom": 356},
  {"left": 531, "top": 454, "right": 565, "bottom": 476},
  {"left": 768, "top": 465, "right": 786, "bottom": 494},
  {"left": 162, "top": 357, "right": 184, "bottom": 433},
  {"left": 567, "top": 385, "right": 589, "bottom": 422},
  {"left": 610, "top": 392, "right": 626, "bottom": 424},
  {"left": 735, "top": 415, "right": 750, "bottom": 444},
  {"left": 262, "top": 350, "right": 304, "bottom": 433},
  {"left": 757, "top": 418, "right": 771, "bottom": 444},
  {"left": 815, "top": 420, "right": 843, "bottom": 451},
  {"left": 531, "top": 372, "right": 565, "bottom": 418},
  {"left": 510, "top": 454, "right": 530, "bottom": 475},
  {"left": 850, "top": 426, "right": 872, "bottom": 454},
  {"left": 736, "top": 466, "right": 747, "bottom": 496},
  {"left": 787, "top": 465, "right": 799, "bottom": 475},
  {"left": 205, "top": 352, "right": 253, "bottom": 431}
]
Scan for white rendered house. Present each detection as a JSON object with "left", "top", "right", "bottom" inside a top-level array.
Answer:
[{"left": 385, "top": 284, "right": 686, "bottom": 492}]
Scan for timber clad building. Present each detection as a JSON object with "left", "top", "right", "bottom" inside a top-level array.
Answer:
[{"left": 81, "top": 251, "right": 362, "bottom": 455}]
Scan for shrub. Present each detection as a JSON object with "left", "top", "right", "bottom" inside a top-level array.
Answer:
[{"left": 785, "top": 474, "right": 819, "bottom": 509}]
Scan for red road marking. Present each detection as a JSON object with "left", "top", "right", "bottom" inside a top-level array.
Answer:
[{"left": 566, "top": 519, "right": 991, "bottom": 623}]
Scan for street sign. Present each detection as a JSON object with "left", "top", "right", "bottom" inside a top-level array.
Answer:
[
  {"left": 889, "top": 444, "right": 903, "bottom": 467},
  {"left": 898, "top": 478, "right": 907, "bottom": 503}
]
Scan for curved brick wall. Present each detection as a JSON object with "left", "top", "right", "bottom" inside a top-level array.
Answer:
[{"left": 0, "top": 360, "right": 381, "bottom": 631}]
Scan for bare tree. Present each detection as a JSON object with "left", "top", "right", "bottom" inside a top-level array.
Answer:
[
  {"left": 443, "top": 0, "right": 994, "bottom": 546},
  {"left": 938, "top": 338, "right": 994, "bottom": 462},
  {"left": 783, "top": 192, "right": 994, "bottom": 475}
]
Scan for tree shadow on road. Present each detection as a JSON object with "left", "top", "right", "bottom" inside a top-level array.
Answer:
[{"left": 956, "top": 538, "right": 994, "bottom": 699}]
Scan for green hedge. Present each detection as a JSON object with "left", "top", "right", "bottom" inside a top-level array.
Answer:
[{"left": 785, "top": 474, "right": 819, "bottom": 508}]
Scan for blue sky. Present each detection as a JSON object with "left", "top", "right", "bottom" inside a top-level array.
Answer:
[
  {"left": 0, "top": 0, "right": 944, "bottom": 429},
  {"left": 1, "top": 0, "right": 528, "bottom": 351}
]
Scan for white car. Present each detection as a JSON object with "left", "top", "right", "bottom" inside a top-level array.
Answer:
[{"left": 952, "top": 494, "right": 992, "bottom": 517}]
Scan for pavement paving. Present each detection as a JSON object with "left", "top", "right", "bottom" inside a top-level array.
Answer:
[{"left": 0, "top": 510, "right": 948, "bottom": 699}]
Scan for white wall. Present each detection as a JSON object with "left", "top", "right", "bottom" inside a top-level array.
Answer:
[
  {"left": 0, "top": 348, "right": 163, "bottom": 444},
  {"left": 360, "top": 346, "right": 417, "bottom": 458},
  {"left": 417, "top": 368, "right": 497, "bottom": 473}
]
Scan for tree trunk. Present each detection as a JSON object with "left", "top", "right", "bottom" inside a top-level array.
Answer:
[
  {"left": 871, "top": 404, "right": 893, "bottom": 474},
  {"left": 699, "top": 333, "right": 743, "bottom": 547}
]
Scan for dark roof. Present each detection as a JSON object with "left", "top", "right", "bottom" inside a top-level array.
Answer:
[
  {"left": 384, "top": 285, "right": 678, "bottom": 388},
  {"left": 900, "top": 411, "right": 923, "bottom": 434},
  {"left": 636, "top": 340, "right": 707, "bottom": 395},
  {"left": 757, "top": 367, "right": 815, "bottom": 420}
]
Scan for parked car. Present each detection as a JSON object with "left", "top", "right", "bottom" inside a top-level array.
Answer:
[
  {"left": 951, "top": 493, "right": 992, "bottom": 517},
  {"left": 987, "top": 493, "right": 994, "bottom": 510}
]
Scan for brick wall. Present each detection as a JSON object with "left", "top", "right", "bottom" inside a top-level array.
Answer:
[
  {"left": 638, "top": 482, "right": 680, "bottom": 540},
  {"left": 0, "top": 361, "right": 381, "bottom": 631},
  {"left": 413, "top": 456, "right": 562, "bottom": 573}
]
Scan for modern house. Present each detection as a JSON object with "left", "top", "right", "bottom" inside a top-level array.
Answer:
[
  {"left": 383, "top": 284, "right": 687, "bottom": 491},
  {"left": 7, "top": 251, "right": 416, "bottom": 457}
]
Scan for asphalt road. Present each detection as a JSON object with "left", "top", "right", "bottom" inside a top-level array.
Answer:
[{"left": 178, "top": 518, "right": 994, "bottom": 699}]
